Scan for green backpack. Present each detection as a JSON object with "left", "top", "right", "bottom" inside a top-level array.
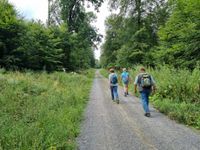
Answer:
[{"left": 139, "top": 73, "right": 152, "bottom": 88}]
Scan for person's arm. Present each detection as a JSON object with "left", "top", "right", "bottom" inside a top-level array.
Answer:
[
  {"left": 127, "top": 73, "right": 131, "bottom": 83},
  {"left": 152, "top": 84, "right": 156, "bottom": 93},
  {"left": 108, "top": 74, "right": 111, "bottom": 84},
  {"left": 134, "top": 84, "right": 137, "bottom": 93},
  {"left": 119, "top": 73, "right": 122, "bottom": 83},
  {"left": 134, "top": 75, "right": 138, "bottom": 94},
  {"left": 151, "top": 76, "right": 156, "bottom": 92}
]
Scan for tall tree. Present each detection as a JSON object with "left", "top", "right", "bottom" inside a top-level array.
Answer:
[
  {"left": 48, "top": 0, "right": 62, "bottom": 26},
  {"left": 15, "top": 21, "right": 64, "bottom": 71},
  {"left": 0, "top": 0, "right": 25, "bottom": 69},
  {"left": 155, "top": 0, "right": 200, "bottom": 69},
  {"left": 100, "top": 0, "right": 169, "bottom": 67},
  {"left": 60, "top": 0, "right": 103, "bottom": 32}
]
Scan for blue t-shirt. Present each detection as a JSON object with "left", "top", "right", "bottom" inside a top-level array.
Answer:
[{"left": 121, "top": 72, "right": 129, "bottom": 84}]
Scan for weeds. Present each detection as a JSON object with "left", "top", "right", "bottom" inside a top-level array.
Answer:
[{"left": 0, "top": 69, "right": 94, "bottom": 149}]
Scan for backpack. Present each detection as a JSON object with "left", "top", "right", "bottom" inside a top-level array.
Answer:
[
  {"left": 110, "top": 74, "right": 118, "bottom": 84},
  {"left": 139, "top": 73, "right": 152, "bottom": 88}
]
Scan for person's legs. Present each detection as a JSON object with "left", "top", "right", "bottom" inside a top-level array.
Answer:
[
  {"left": 110, "top": 86, "right": 114, "bottom": 100},
  {"left": 140, "top": 90, "right": 151, "bottom": 114},
  {"left": 126, "top": 84, "right": 129, "bottom": 95},
  {"left": 123, "top": 84, "right": 126, "bottom": 95},
  {"left": 122, "top": 82, "right": 126, "bottom": 96},
  {"left": 113, "top": 86, "right": 119, "bottom": 103},
  {"left": 123, "top": 83, "right": 129, "bottom": 96}
]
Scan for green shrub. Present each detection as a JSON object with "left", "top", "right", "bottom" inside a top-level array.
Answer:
[{"left": 145, "top": 65, "right": 200, "bottom": 129}]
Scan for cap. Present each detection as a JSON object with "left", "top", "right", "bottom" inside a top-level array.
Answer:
[
  {"left": 109, "top": 68, "right": 114, "bottom": 72},
  {"left": 123, "top": 68, "right": 127, "bottom": 71}
]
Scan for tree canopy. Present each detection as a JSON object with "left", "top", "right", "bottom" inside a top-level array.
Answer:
[
  {"left": 1, "top": 0, "right": 199, "bottom": 70},
  {"left": 100, "top": 0, "right": 200, "bottom": 69},
  {"left": 0, "top": 0, "right": 103, "bottom": 71}
]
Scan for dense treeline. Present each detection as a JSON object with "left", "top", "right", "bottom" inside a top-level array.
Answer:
[
  {"left": 0, "top": 0, "right": 103, "bottom": 71},
  {"left": 100, "top": 0, "right": 200, "bottom": 69}
]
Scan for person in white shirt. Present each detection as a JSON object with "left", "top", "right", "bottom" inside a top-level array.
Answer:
[{"left": 109, "top": 68, "right": 119, "bottom": 104}]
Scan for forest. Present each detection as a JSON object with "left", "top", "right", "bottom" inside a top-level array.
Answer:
[
  {"left": 1, "top": 0, "right": 199, "bottom": 71},
  {"left": 100, "top": 0, "right": 200, "bottom": 70},
  {"left": 0, "top": 0, "right": 104, "bottom": 71}
]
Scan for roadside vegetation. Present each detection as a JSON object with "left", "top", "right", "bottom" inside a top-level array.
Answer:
[
  {"left": 100, "top": 66, "right": 200, "bottom": 129},
  {"left": 0, "top": 69, "right": 94, "bottom": 149}
]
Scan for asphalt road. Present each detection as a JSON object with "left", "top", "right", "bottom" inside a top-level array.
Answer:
[{"left": 77, "top": 70, "right": 200, "bottom": 150}]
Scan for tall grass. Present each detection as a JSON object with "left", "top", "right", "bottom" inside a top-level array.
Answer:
[
  {"left": 149, "top": 66, "right": 200, "bottom": 129},
  {"left": 0, "top": 69, "right": 94, "bottom": 149}
]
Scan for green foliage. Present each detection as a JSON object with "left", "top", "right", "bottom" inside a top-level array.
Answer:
[
  {"left": 102, "top": 0, "right": 199, "bottom": 70},
  {"left": 0, "top": 69, "right": 95, "bottom": 149},
  {"left": 0, "top": 0, "right": 24, "bottom": 69},
  {"left": 99, "top": 69, "right": 109, "bottom": 78},
  {"left": 101, "top": 1, "right": 170, "bottom": 68},
  {"left": 150, "top": 66, "right": 200, "bottom": 103},
  {"left": 0, "top": 0, "right": 100, "bottom": 71},
  {"left": 156, "top": 0, "right": 200, "bottom": 69},
  {"left": 15, "top": 21, "right": 64, "bottom": 71},
  {"left": 60, "top": 0, "right": 103, "bottom": 32},
  {"left": 152, "top": 100, "right": 200, "bottom": 129}
]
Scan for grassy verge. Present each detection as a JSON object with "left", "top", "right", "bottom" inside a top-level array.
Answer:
[
  {"left": 99, "top": 69, "right": 109, "bottom": 78},
  {"left": 149, "top": 66, "right": 200, "bottom": 129},
  {"left": 0, "top": 69, "right": 95, "bottom": 149}
]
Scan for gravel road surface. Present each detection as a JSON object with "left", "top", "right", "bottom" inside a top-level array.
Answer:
[{"left": 77, "top": 70, "right": 200, "bottom": 150}]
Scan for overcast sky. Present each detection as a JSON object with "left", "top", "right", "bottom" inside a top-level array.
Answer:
[{"left": 8, "top": 0, "right": 110, "bottom": 59}]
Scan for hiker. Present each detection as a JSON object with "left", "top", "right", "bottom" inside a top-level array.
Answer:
[
  {"left": 134, "top": 67, "right": 156, "bottom": 117},
  {"left": 109, "top": 68, "right": 119, "bottom": 104},
  {"left": 121, "top": 68, "right": 130, "bottom": 97}
]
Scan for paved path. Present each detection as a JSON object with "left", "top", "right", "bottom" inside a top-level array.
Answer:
[{"left": 77, "top": 70, "right": 200, "bottom": 150}]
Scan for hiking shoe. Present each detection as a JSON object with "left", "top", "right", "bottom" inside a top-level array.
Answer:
[
  {"left": 144, "top": 113, "right": 151, "bottom": 117},
  {"left": 147, "top": 113, "right": 151, "bottom": 117},
  {"left": 124, "top": 93, "right": 127, "bottom": 97},
  {"left": 116, "top": 99, "right": 119, "bottom": 104}
]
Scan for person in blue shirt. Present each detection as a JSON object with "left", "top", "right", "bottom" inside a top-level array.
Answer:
[{"left": 121, "top": 68, "right": 130, "bottom": 97}]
